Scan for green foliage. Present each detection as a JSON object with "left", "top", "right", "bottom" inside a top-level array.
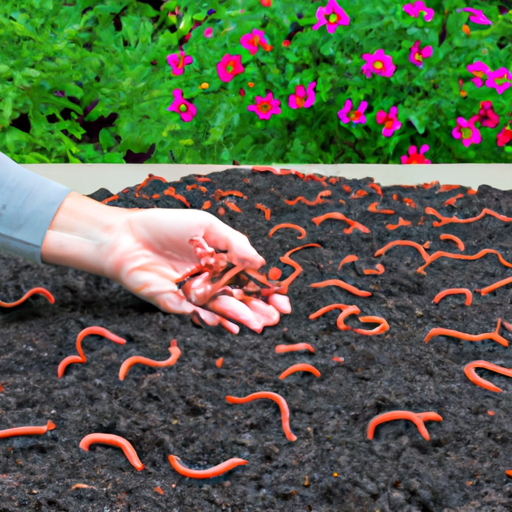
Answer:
[{"left": 0, "top": 0, "right": 511, "bottom": 164}]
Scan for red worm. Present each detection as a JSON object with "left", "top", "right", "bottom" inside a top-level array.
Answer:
[
  {"left": 201, "top": 200, "right": 212, "bottom": 210},
  {"left": 312, "top": 212, "right": 370, "bottom": 234},
  {"left": 304, "top": 174, "right": 328, "bottom": 187},
  {"left": 279, "top": 244, "right": 322, "bottom": 291},
  {"left": 437, "top": 184, "right": 460, "bottom": 193},
  {"left": 374, "top": 240, "right": 430, "bottom": 262},
  {"left": 196, "top": 177, "right": 212, "bottom": 182},
  {"left": 268, "top": 267, "right": 282, "bottom": 281},
  {"left": 163, "top": 187, "right": 190, "bottom": 207},
  {"left": 269, "top": 223, "right": 307, "bottom": 239},
  {"left": 403, "top": 198, "right": 417, "bottom": 209},
  {"left": 332, "top": 357, "right": 345, "bottom": 364},
  {"left": 226, "top": 392, "right": 297, "bottom": 441},
  {"left": 0, "top": 420, "right": 56, "bottom": 439},
  {"left": 310, "top": 279, "right": 372, "bottom": 298},
  {"left": 214, "top": 190, "right": 245, "bottom": 200},
  {"left": 433, "top": 288, "right": 472, "bottom": 306},
  {"left": 422, "top": 181, "right": 439, "bottom": 189},
  {"left": 275, "top": 343, "right": 315, "bottom": 354},
  {"left": 504, "top": 320, "right": 512, "bottom": 333},
  {"left": 119, "top": 340, "right": 181, "bottom": 381},
  {"left": 215, "top": 357, "right": 224, "bottom": 368},
  {"left": 477, "top": 275, "right": 512, "bottom": 296},
  {"left": 58, "top": 327, "right": 126, "bottom": 378},
  {"left": 367, "top": 411, "right": 442, "bottom": 441},
  {"left": 338, "top": 254, "right": 358, "bottom": 270},
  {"left": 368, "top": 183, "right": 383, "bottom": 197},
  {"left": 464, "top": 360, "right": 512, "bottom": 393},
  {"left": 424, "top": 318, "right": 508, "bottom": 347},
  {"left": 363, "top": 264, "right": 385, "bottom": 275},
  {"left": 168, "top": 455, "right": 247, "bottom": 479},
  {"left": 252, "top": 166, "right": 305, "bottom": 179},
  {"left": 101, "top": 194, "right": 119, "bottom": 204},
  {"left": 350, "top": 189, "right": 368, "bottom": 199},
  {"left": 425, "top": 206, "right": 512, "bottom": 227},
  {"left": 439, "top": 233, "right": 465, "bottom": 251},
  {"left": 186, "top": 184, "right": 207, "bottom": 193},
  {"left": 152, "top": 194, "right": 160, "bottom": 199},
  {"left": 285, "top": 190, "right": 332, "bottom": 206},
  {"left": 468, "top": 188, "right": 478, "bottom": 195},
  {"left": 443, "top": 193, "right": 464, "bottom": 207},
  {"left": 79, "top": 434, "right": 144, "bottom": 471},
  {"left": 353, "top": 316, "right": 389, "bottom": 335},
  {"left": 224, "top": 200, "right": 241, "bottom": 213},
  {"left": 343, "top": 185, "right": 352, "bottom": 193},
  {"left": 255, "top": 203, "right": 271, "bottom": 221},
  {"left": 279, "top": 363, "right": 321, "bottom": 380},
  {"left": 0, "top": 287, "right": 55, "bottom": 308},
  {"left": 309, "top": 304, "right": 361, "bottom": 331},
  {"left": 368, "top": 202, "right": 395, "bottom": 215},
  {"left": 134, "top": 174, "right": 166, "bottom": 197},
  {"left": 386, "top": 217, "right": 412, "bottom": 230}
]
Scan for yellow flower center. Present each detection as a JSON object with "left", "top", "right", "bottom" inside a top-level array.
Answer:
[
  {"left": 259, "top": 102, "right": 271, "bottom": 113},
  {"left": 415, "top": 52, "right": 423, "bottom": 61},
  {"left": 461, "top": 127, "right": 472, "bottom": 139},
  {"left": 179, "top": 104, "right": 188, "bottom": 113},
  {"left": 385, "top": 120, "right": 394, "bottom": 130},
  {"left": 328, "top": 14, "right": 338, "bottom": 23},
  {"left": 350, "top": 111, "right": 361, "bottom": 121},
  {"left": 472, "top": 71, "right": 484, "bottom": 78},
  {"left": 373, "top": 61, "right": 383, "bottom": 70},
  {"left": 296, "top": 96, "right": 305, "bottom": 108}
]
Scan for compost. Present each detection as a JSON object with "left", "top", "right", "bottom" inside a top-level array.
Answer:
[{"left": 2, "top": 167, "right": 512, "bottom": 511}]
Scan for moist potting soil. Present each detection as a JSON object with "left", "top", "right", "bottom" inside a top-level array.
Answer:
[{"left": 1, "top": 167, "right": 512, "bottom": 511}]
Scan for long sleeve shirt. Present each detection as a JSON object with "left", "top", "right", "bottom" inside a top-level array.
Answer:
[{"left": 0, "top": 151, "right": 72, "bottom": 265}]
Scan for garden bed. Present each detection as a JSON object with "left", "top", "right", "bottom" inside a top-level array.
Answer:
[{"left": 1, "top": 167, "right": 512, "bottom": 511}]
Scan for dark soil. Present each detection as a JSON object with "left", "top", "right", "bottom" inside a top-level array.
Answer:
[{"left": 2, "top": 168, "right": 512, "bottom": 511}]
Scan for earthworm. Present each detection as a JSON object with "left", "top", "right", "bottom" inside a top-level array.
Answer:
[
  {"left": 79, "top": 434, "right": 144, "bottom": 471},
  {"left": 255, "top": 203, "right": 271, "bottom": 220},
  {"left": 163, "top": 186, "right": 190, "bottom": 207},
  {"left": 328, "top": 177, "right": 337, "bottom": 185},
  {"left": 363, "top": 264, "right": 385, "bottom": 275},
  {"left": 201, "top": 200, "right": 212, "bottom": 210},
  {"left": 312, "top": 212, "right": 370, "bottom": 234},
  {"left": 269, "top": 223, "right": 306, "bottom": 239},
  {"left": 468, "top": 188, "right": 478, "bottom": 195},
  {"left": 368, "top": 183, "right": 383, "bottom": 197},
  {"left": 463, "top": 360, "right": 512, "bottom": 392},
  {"left": 285, "top": 190, "right": 331, "bottom": 206},
  {"left": 275, "top": 343, "right": 315, "bottom": 354},
  {"left": 309, "top": 304, "right": 361, "bottom": 331},
  {"left": 310, "top": 279, "right": 372, "bottom": 298},
  {"left": 338, "top": 254, "right": 358, "bottom": 270},
  {"left": 0, "top": 420, "right": 55, "bottom": 439},
  {"left": 386, "top": 217, "right": 411, "bottom": 230},
  {"left": 415, "top": 412, "right": 443, "bottom": 422},
  {"left": 196, "top": 176, "right": 212, "bottom": 182},
  {"left": 368, "top": 202, "right": 395, "bottom": 215},
  {"left": 58, "top": 327, "right": 126, "bottom": 378},
  {"left": 439, "top": 233, "right": 465, "bottom": 251},
  {"left": 353, "top": 316, "right": 389, "bottom": 335},
  {"left": 279, "top": 244, "right": 322, "bottom": 291},
  {"left": 224, "top": 200, "right": 241, "bottom": 213},
  {"left": 343, "top": 185, "right": 351, "bottom": 193},
  {"left": 152, "top": 194, "right": 160, "bottom": 199},
  {"left": 477, "top": 275, "right": 512, "bottom": 296},
  {"left": 226, "top": 392, "right": 297, "bottom": 441},
  {"left": 216, "top": 357, "right": 224, "bottom": 368},
  {"left": 504, "top": 320, "right": 512, "bottom": 333},
  {"left": 350, "top": 189, "right": 368, "bottom": 199},
  {"left": 433, "top": 288, "right": 472, "bottom": 306},
  {"left": 101, "top": 194, "right": 119, "bottom": 204},
  {"left": 423, "top": 241, "right": 430, "bottom": 248},
  {"left": 507, "top": 470, "right": 512, "bottom": 479},
  {"left": 214, "top": 190, "right": 245, "bottom": 200},
  {"left": 424, "top": 318, "right": 508, "bottom": 347},
  {"left": 168, "top": 455, "right": 247, "bottom": 479},
  {"left": 268, "top": 267, "right": 282, "bottom": 281},
  {"left": 422, "top": 181, "right": 439, "bottom": 189},
  {"left": 403, "top": 198, "right": 417, "bottom": 209},
  {"left": 367, "top": 410, "right": 442, "bottom": 441},
  {"left": 374, "top": 240, "right": 429, "bottom": 263},
  {"left": 392, "top": 194, "right": 398, "bottom": 201},
  {"left": 186, "top": 184, "right": 207, "bottom": 193},
  {"left": 279, "top": 363, "right": 321, "bottom": 380},
  {"left": 332, "top": 357, "right": 345, "bottom": 364},
  {"left": 304, "top": 174, "right": 328, "bottom": 187},
  {"left": 0, "top": 287, "right": 55, "bottom": 308},
  {"left": 425, "top": 206, "right": 512, "bottom": 227},
  {"left": 443, "top": 193, "right": 464, "bottom": 207},
  {"left": 119, "top": 339, "right": 181, "bottom": 381},
  {"left": 243, "top": 268, "right": 272, "bottom": 288},
  {"left": 134, "top": 174, "right": 166, "bottom": 197},
  {"left": 436, "top": 184, "right": 460, "bottom": 193}
]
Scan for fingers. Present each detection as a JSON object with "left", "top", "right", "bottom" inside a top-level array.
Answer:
[
  {"left": 206, "top": 295, "right": 266, "bottom": 333},
  {"left": 268, "top": 293, "right": 292, "bottom": 314}
]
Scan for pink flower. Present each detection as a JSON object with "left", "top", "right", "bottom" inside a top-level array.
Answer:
[
  {"left": 166, "top": 51, "right": 194, "bottom": 76},
  {"left": 312, "top": 0, "right": 350, "bottom": 34},
  {"left": 452, "top": 117, "right": 481, "bottom": 147},
  {"left": 216, "top": 54, "right": 245, "bottom": 83},
  {"left": 401, "top": 145, "right": 431, "bottom": 164},
  {"left": 240, "top": 29, "right": 272, "bottom": 55},
  {"left": 469, "top": 100, "right": 499, "bottom": 128},
  {"left": 288, "top": 81, "right": 317, "bottom": 109},
  {"left": 485, "top": 67, "right": 512, "bottom": 95},
  {"left": 497, "top": 124, "right": 512, "bottom": 147},
  {"left": 376, "top": 106, "right": 401, "bottom": 137},
  {"left": 167, "top": 89, "right": 196, "bottom": 122},
  {"left": 458, "top": 7, "right": 492, "bottom": 25},
  {"left": 362, "top": 49, "right": 396, "bottom": 78},
  {"left": 204, "top": 27, "right": 213, "bottom": 38},
  {"left": 409, "top": 40, "right": 433, "bottom": 67},
  {"left": 403, "top": 1, "right": 435, "bottom": 22},
  {"left": 467, "top": 61, "right": 490, "bottom": 88},
  {"left": 247, "top": 92, "right": 281, "bottom": 120},
  {"left": 338, "top": 99, "right": 368, "bottom": 124}
]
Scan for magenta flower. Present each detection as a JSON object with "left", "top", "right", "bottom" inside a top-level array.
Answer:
[
  {"left": 167, "top": 89, "right": 196, "bottom": 123},
  {"left": 204, "top": 27, "right": 213, "bottom": 38},
  {"left": 247, "top": 92, "right": 281, "bottom": 120},
  {"left": 240, "top": 29, "right": 272, "bottom": 55},
  {"left": 312, "top": 0, "right": 350, "bottom": 34},
  {"left": 338, "top": 99, "right": 368, "bottom": 124},
  {"left": 166, "top": 51, "right": 194, "bottom": 76},
  {"left": 403, "top": 1, "right": 435, "bottom": 22},
  {"left": 409, "top": 41, "right": 433, "bottom": 67},
  {"left": 485, "top": 67, "right": 512, "bottom": 95},
  {"left": 216, "top": 54, "right": 245, "bottom": 83},
  {"left": 289, "top": 81, "right": 317, "bottom": 109},
  {"left": 401, "top": 145, "right": 431, "bottom": 164},
  {"left": 362, "top": 49, "right": 396, "bottom": 78},
  {"left": 452, "top": 117, "right": 481, "bottom": 147},
  {"left": 497, "top": 125, "right": 512, "bottom": 147},
  {"left": 458, "top": 7, "right": 492, "bottom": 25},
  {"left": 470, "top": 100, "right": 499, "bottom": 128},
  {"left": 467, "top": 61, "right": 490, "bottom": 88},
  {"left": 376, "top": 106, "right": 401, "bottom": 137}
]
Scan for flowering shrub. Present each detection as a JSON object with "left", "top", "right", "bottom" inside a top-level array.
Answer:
[{"left": 0, "top": 0, "right": 511, "bottom": 164}]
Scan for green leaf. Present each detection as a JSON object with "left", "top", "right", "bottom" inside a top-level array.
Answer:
[
  {"left": 179, "top": 138, "right": 194, "bottom": 146},
  {"left": 99, "top": 128, "right": 116, "bottom": 150}
]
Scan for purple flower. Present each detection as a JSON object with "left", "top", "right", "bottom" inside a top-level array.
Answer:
[
  {"left": 288, "top": 82, "right": 317, "bottom": 109},
  {"left": 409, "top": 41, "right": 433, "bottom": 68},
  {"left": 216, "top": 54, "right": 245, "bottom": 83},
  {"left": 240, "top": 29, "right": 272, "bottom": 55},
  {"left": 204, "top": 27, "right": 213, "bottom": 38},
  {"left": 401, "top": 145, "right": 431, "bottom": 164},
  {"left": 167, "top": 89, "right": 196, "bottom": 122},
  {"left": 485, "top": 67, "right": 512, "bottom": 95},
  {"left": 376, "top": 106, "right": 401, "bottom": 137},
  {"left": 403, "top": 1, "right": 435, "bottom": 22},
  {"left": 166, "top": 51, "right": 193, "bottom": 76},
  {"left": 467, "top": 61, "right": 490, "bottom": 88},
  {"left": 452, "top": 117, "right": 481, "bottom": 147},
  {"left": 247, "top": 92, "right": 281, "bottom": 120},
  {"left": 469, "top": 100, "right": 499, "bottom": 129},
  {"left": 338, "top": 99, "right": 368, "bottom": 124},
  {"left": 362, "top": 49, "right": 396, "bottom": 78},
  {"left": 312, "top": 0, "right": 350, "bottom": 34},
  {"left": 458, "top": 7, "right": 492, "bottom": 25}
]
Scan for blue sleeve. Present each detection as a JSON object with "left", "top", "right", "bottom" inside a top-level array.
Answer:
[{"left": 0, "top": 151, "right": 73, "bottom": 265}]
